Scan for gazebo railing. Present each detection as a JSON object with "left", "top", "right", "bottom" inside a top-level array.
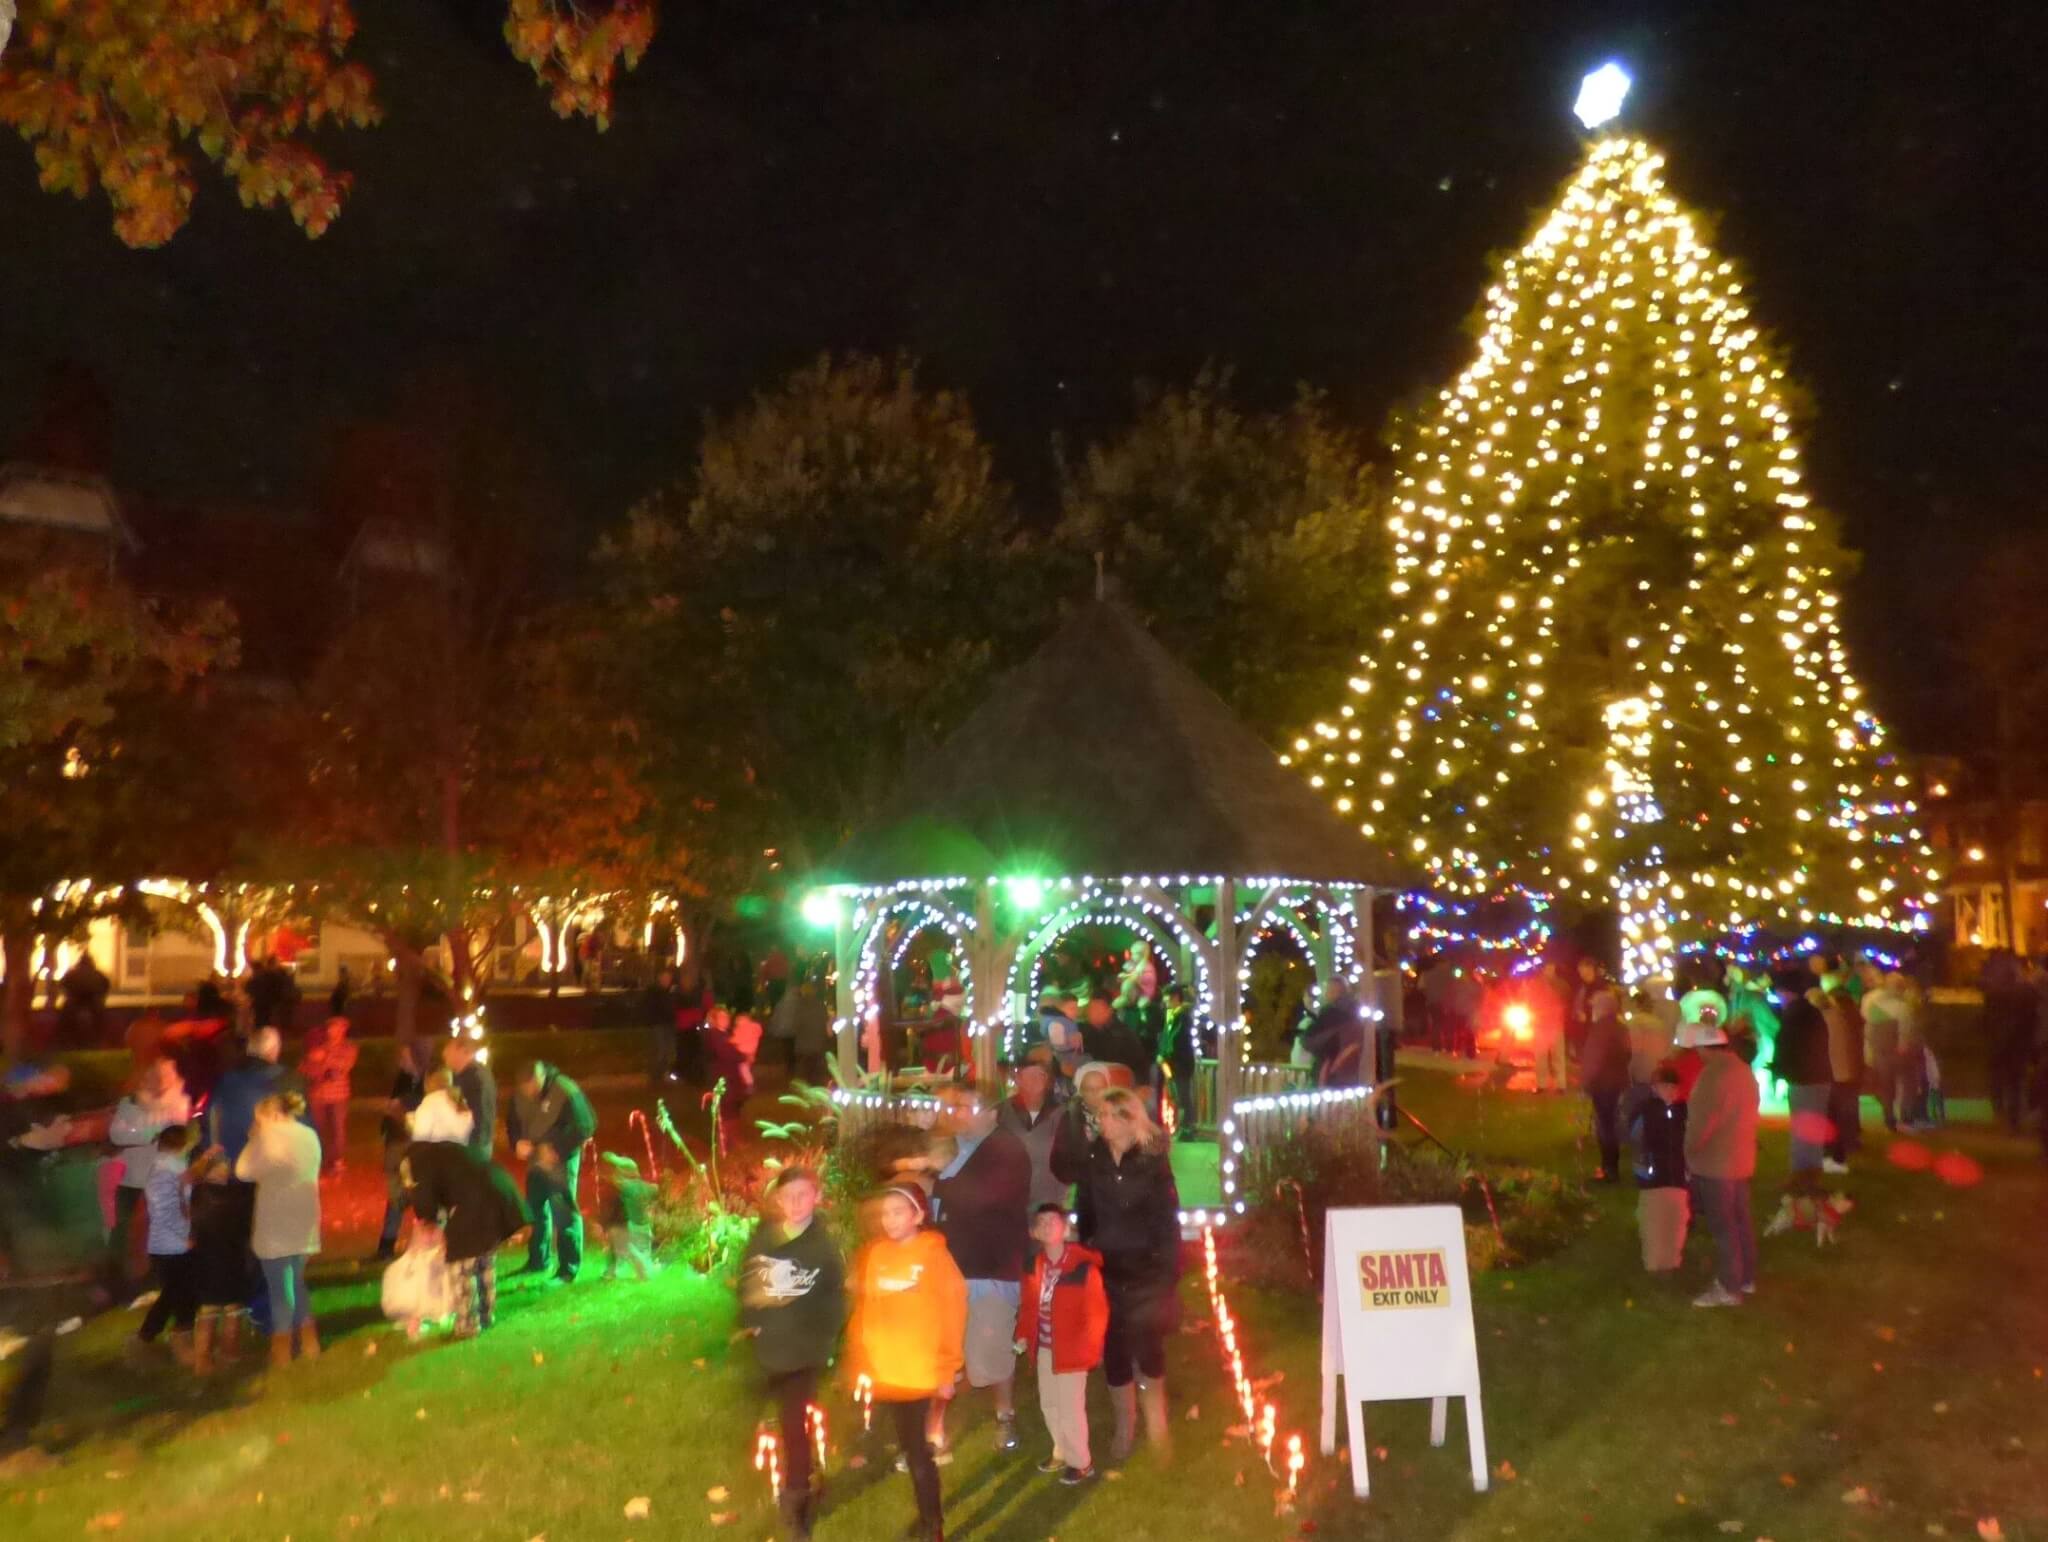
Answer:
[
  {"left": 1194, "top": 1058, "right": 1308, "bottom": 1130},
  {"left": 1219, "top": 1080, "right": 1378, "bottom": 1216},
  {"left": 827, "top": 1088, "right": 944, "bottom": 1144}
]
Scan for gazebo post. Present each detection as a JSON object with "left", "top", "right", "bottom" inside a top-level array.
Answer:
[
  {"left": 971, "top": 883, "right": 1000, "bottom": 1085},
  {"left": 1214, "top": 876, "right": 1240, "bottom": 1119},
  {"left": 833, "top": 907, "right": 858, "bottom": 1085}
]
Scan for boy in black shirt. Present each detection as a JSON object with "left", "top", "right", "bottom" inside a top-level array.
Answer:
[{"left": 740, "top": 1167, "right": 846, "bottom": 1541}]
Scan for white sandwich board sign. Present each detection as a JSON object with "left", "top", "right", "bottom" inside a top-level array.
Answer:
[{"left": 1319, "top": 1203, "right": 1489, "bottom": 1497}]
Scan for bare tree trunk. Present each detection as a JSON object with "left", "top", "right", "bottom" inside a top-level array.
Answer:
[
  {"left": 1997, "top": 688, "right": 2023, "bottom": 952},
  {"left": 392, "top": 947, "right": 423, "bottom": 1046},
  {"left": 2, "top": 925, "right": 34, "bottom": 1062},
  {"left": 446, "top": 926, "right": 475, "bottom": 1008}
]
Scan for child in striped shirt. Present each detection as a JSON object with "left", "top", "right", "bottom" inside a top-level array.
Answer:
[{"left": 133, "top": 1124, "right": 201, "bottom": 1366}]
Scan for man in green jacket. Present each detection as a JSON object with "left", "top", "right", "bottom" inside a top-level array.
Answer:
[{"left": 509, "top": 1061, "right": 596, "bottom": 1284}]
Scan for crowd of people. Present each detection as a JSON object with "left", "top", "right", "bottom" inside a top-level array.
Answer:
[
  {"left": 1406, "top": 946, "right": 1968, "bottom": 1307},
  {"left": 13, "top": 924, "right": 2048, "bottom": 1535},
  {"left": 738, "top": 1061, "right": 1183, "bottom": 1542},
  {"left": 0, "top": 1002, "right": 643, "bottom": 1386}
]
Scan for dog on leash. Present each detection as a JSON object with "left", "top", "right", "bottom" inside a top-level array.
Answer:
[{"left": 1764, "top": 1191, "right": 1856, "bottom": 1246}]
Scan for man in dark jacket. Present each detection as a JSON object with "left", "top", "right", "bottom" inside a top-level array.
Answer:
[
  {"left": 443, "top": 1036, "right": 497, "bottom": 1159},
  {"left": 1080, "top": 994, "right": 1146, "bottom": 1081},
  {"left": 1770, "top": 972, "right": 1834, "bottom": 1190},
  {"left": 930, "top": 1081, "right": 1033, "bottom": 1455},
  {"left": 375, "top": 1040, "right": 429, "bottom": 1260},
  {"left": 205, "top": 1027, "right": 306, "bottom": 1332},
  {"left": 508, "top": 1061, "right": 597, "bottom": 1283},
  {"left": 402, "top": 1140, "right": 529, "bottom": 1336},
  {"left": 1303, "top": 980, "right": 1368, "bottom": 1086},
  {"left": 1157, "top": 985, "right": 1201, "bottom": 1139},
  {"left": 740, "top": 1167, "right": 845, "bottom": 1539},
  {"left": 208, "top": 1028, "right": 311, "bottom": 1161},
  {"left": 1577, "top": 963, "right": 1632, "bottom": 1181},
  {"left": 643, "top": 968, "right": 681, "bottom": 1086}
]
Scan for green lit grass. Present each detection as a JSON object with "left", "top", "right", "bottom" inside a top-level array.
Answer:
[{"left": 6, "top": 1068, "right": 2047, "bottom": 1540}]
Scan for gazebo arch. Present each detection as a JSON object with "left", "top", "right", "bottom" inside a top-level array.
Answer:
[
  {"left": 845, "top": 892, "right": 983, "bottom": 1050},
  {"left": 813, "top": 600, "right": 1396, "bottom": 1116},
  {"left": 1007, "top": 886, "right": 1218, "bottom": 1025}
]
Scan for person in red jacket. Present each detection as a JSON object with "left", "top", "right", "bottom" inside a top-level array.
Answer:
[{"left": 1013, "top": 1204, "right": 1109, "bottom": 1484}]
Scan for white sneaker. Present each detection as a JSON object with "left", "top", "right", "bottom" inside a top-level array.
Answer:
[
  {"left": 1692, "top": 1283, "right": 1743, "bottom": 1308},
  {"left": 1740, "top": 1282, "right": 1756, "bottom": 1295},
  {"left": 1822, "top": 1158, "right": 1850, "bottom": 1175}
]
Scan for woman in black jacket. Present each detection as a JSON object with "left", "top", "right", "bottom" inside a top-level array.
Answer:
[
  {"left": 1050, "top": 1085, "right": 1180, "bottom": 1463},
  {"left": 1770, "top": 974, "right": 1835, "bottom": 1189},
  {"left": 401, "top": 1140, "right": 529, "bottom": 1338},
  {"left": 374, "top": 1041, "right": 429, "bottom": 1260}
]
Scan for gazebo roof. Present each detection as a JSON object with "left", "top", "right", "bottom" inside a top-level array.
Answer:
[{"left": 828, "top": 601, "right": 1396, "bottom": 889}]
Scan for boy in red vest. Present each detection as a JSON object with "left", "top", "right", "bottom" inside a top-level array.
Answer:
[{"left": 1013, "top": 1203, "right": 1109, "bottom": 1484}]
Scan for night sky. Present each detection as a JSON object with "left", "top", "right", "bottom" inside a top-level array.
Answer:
[{"left": 4, "top": 1, "right": 2045, "bottom": 747}]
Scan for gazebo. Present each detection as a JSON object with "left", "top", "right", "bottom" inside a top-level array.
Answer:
[{"left": 812, "top": 600, "right": 1397, "bottom": 1125}]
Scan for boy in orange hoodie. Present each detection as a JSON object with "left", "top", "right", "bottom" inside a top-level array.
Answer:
[
  {"left": 1013, "top": 1203, "right": 1109, "bottom": 1483},
  {"left": 846, "top": 1184, "right": 967, "bottom": 1542}
]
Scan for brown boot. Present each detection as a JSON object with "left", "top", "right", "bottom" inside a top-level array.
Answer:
[
  {"left": 1137, "top": 1376, "right": 1172, "bottom": 1459},
  {"left": 295, "top": 1320, "right": 320, "bottom": 1361},
  {"left": 191, "top": 1314, "right": 215, "bottom": 1376},
  {"left": 1108, "top": 1382, "right": 1138, "bottom": 1463},
  {"left": 268, "top": 1333, "right": 293, "bottom": 1370}
]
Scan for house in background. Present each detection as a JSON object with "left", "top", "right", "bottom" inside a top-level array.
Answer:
[
  {"left": 0, "top": 461, "right": 140, "bottom": 569},
  {"left": 1916, "top": 754, "right": 2048, "bottom": 955}
]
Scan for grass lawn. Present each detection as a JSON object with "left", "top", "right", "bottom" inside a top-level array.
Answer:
[{"left": 5, "top": 1066, "right": 2046, "bottom": 1541}]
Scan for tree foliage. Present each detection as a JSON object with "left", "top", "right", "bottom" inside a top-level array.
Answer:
[
  {"left": 1054, "top": 366, "right": 1385, "bottom": 747},
  {"left": 503, "top": 0, "right": 655, "bottom": 130},
  {"left": 0, "top": 0, "right": 655, "bottom": 247},
  {"left": 0, "top": 523, "right": 235, "bottom": 1055},
  {"left": 283, "top": 380, "right": 644, "bottom": 1027},
  {"left": 0, "top": 0, "right": 380, "bottom": 247},
  {"left": 604, "top": 352, "right": 1046, "bottom": 882}
]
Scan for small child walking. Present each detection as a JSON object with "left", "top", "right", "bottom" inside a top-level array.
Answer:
[
  {"left": 846, "top": 1185, "right": 967, "bottom": 1542},
  {"left": 740, "top": 1167, "right": 846, "bottom": 1541},
  {"left": 596, "top": 1152, "right": 658, "bottom": 1281},
  {"left": 186, "top": 1147, "right": 247, "bottom": 1370},
  {"left": 133, "top": 1124, "right": 201, "bottom": 1365},
  {"left": 1013, "top": 1203, "right": 1108, "bottom": 1483},
  {"left": 1629, "top": 1064, "right": 1689, "bottom": 1273}
]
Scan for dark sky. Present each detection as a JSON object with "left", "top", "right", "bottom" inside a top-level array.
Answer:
[{"left": 4, "top": 0, "right": 2045, "bottom": 746}]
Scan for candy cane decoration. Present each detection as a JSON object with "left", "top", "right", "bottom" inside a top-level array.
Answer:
[
  {"left": 805, "top": 1403, "right": 828, "bottom": 1467},
  {"left": 854, "top": 1374, "right": 874, "bottom": 1433},
  {"left": 628, "top": 1108, "right": 658, "bottom": 1181},
  {"left": 1285, "top": 1434, "right": 1305, "bottom": 1495},
  {"left": 753, "top": 1429, "right": 782, "bottom": 1500}
]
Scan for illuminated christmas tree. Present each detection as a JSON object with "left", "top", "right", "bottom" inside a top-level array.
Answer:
[{"left": 1290, "top": 91, "right": 1938, "bottom": 979}]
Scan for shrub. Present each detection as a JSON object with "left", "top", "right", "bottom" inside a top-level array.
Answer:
[
  {"left": 1223, "top": 1112, "right": 1596, "bottom": 1290},
  {"left": 648, "top": 1094, "right": 765, "bottom": 1277}
]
